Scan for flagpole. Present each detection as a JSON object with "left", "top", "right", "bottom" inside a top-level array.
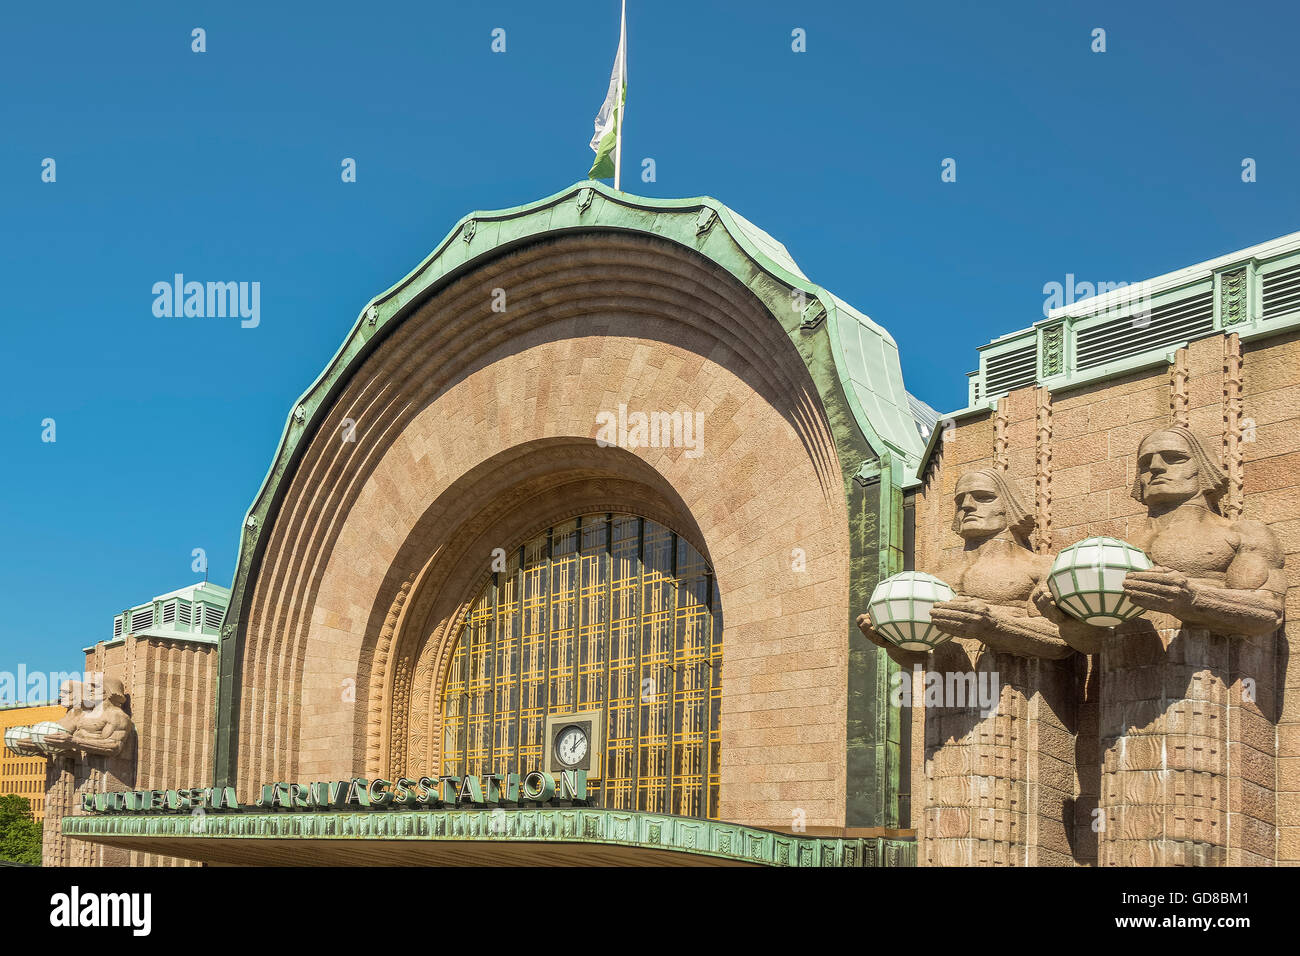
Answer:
[{"left": 614, "top": 0, "right": 626, "bottom": 191}]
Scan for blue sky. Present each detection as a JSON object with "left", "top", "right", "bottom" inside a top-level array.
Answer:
[{"left": 1, "top": 0, "right": 1297, "bottom": 683}]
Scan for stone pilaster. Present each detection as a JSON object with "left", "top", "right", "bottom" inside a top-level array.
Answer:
[
  {"left": 1098, "top": 611, "right": 1274, "bottom": 865},
  {"left": 922, "top": 640, "right": 1075, "bottom": 865}
]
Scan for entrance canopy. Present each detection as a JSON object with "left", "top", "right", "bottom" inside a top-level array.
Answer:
[{"left": 64, "top": 808, "right": 911, "bottom": 867}]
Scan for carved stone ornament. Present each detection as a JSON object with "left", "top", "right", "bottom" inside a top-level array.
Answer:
[{"left": 1219, "top": 268, "right": 1249, "bottom": 327}]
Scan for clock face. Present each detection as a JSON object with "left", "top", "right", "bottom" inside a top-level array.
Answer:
[{"left": 555, "top": 725, "right": 589, "bottom": 767}]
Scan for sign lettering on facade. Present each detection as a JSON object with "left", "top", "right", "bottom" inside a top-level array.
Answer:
[{"left": 80, "top": 770, "right": 587, "bottom": 814}]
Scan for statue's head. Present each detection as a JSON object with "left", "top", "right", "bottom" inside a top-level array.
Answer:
[
  {"left": 82, "top": 673, "right": 126, "bottom": 708},
  {"left": 951, "top": 468, "right": 1035, "bottom": 545},
  {"left": 1131, "top": 426, "right": 1227, "bottom": 513},
  {"left": 58, "top": 679, "right": 83, "bottom": 709}
]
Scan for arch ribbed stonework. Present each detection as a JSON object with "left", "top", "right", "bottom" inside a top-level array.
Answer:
[
  {"left": 232, "top": 231, "right": 853, "bottom": 826},
  {"left": 218, "top": 183, "right": 921, "bottom": 830}
]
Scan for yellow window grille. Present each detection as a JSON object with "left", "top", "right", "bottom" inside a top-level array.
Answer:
[{"left": 440, "top": 513, "right": 722, "bottom": 819}]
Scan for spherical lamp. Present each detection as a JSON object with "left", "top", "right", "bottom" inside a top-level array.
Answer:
[
  {"left": 1047, "top": 536, "right": 1152, "bottom": 626},
  {"left": 866, "top": 571, "right": 957, "bottom": 651},
  {"left": 4, "top": 725, "right": 37, "bottom": 756},
  {"left": 28, "top": 720, "right": 68, "bottom": 753}
]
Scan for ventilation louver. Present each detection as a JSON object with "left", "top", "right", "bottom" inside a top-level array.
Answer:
[
  {"left": 1074, "top": 290, "right": 1214, "bottom": 372},
  {"left": 982, "top": 343, "right": 1037, "bottom": 397},
  {"left": 1263, "top": 264, "right": 1300, "bottom": 320}
]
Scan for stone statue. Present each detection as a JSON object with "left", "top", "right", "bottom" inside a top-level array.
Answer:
[
  {"left": 1121, "top": 426, "right": 1284, "bottom": 634},
  {"left": 38, "top": 673, "right": 136, "bottom": 868},
  {"left": 1090, "top": 424, "right": 1285, "bottom": 866},
  {"left": 859, "top": 467, "right": 1085, "bottom": 660},
  {"left": 23, "top": 674, "right": 134, "bottom": 760},
  {"left": 858, "top": 467, "right": 1085, "bottom": 865}
]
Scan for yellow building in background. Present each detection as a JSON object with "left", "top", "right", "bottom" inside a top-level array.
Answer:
[{"left": 0, "top": 703, "right": 63, "bottom": 821}]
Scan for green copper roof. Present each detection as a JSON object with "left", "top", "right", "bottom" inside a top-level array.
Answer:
[
  {"left": 827, "top": 292, "right": 926, "bottom": 465},
  {"left": 357, "top": 181, "right": 925, "bottom": 469}
]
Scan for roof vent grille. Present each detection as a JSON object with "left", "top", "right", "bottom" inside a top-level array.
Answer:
[
  {"left": 982, "top": 344, "right": 1037, "bottom": 397},
  {"left": 1263, "top": 264, "right": 1300, "bottom": 320},
  {"left": 1074, "top": 290, "right": 1214, "bottom": 372}
]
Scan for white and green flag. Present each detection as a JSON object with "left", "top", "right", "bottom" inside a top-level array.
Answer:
[{"left": 588, "top": 3, "right": 627, "bottom": 186}]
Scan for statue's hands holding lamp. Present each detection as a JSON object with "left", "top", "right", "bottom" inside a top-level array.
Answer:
[
  {"left": 927, "top": 596, "right": 997, "bottom": 641},
  {"left": 1030, "top": 578, "right": 1111, "bottom": 655},
  {"left": 857, "top": 612, "right": 929, "bottom": 669},
  {"left": 1120, "top": 566, "right": 1196, "bottom": 618},
  {"left": 857, "top": 588, "right": 1003, "bottom": 664}
]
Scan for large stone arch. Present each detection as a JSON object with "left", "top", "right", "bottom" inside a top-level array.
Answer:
[
  {"left": 217, "top": 183, "right": 923, "bottom": 830},
  {"left": 369, "top": 437, "right": 713, "bottom": 782}
]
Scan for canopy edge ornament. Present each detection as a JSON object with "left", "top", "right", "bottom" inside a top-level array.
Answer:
[
  {"left": 695, "top": 206, "right": 717, "bottom": 236},
  {"left": 800, "top": 300, "right": 827, "bottom": 331},
  {"left": 854, "top": 460, "right": 882, "bottom": 487}
]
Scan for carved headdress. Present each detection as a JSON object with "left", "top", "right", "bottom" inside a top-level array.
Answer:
[
  {"left": 1130, "top": 425, "right": 1229, "bottom": 512},
  {"left": 950, "top": 467, "right": 1036, "bottom": 544}
]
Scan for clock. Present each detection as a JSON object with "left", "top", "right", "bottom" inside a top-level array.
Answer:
[
  {"left": 554, "top": 724, "right": 589, "bottom": 768},
  {"left": 544, "top": 711, "right": 602, "bottom": 777}
]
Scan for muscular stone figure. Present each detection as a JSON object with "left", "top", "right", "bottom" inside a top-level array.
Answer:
[
  {"left": 1097, "top": 424, "right": 1285, "bottom": 866},
  {"left": 858, "top": 468, "right": 1088, "bottom": 661},
  {"left": 54, "top": 679, "right": 84, "bottom": 734},
  {"left": 41, "top": 674, "right": 134, "bottom": 759},
  {"left": 39, "top": 672, "right": 136, "bottom": 867},
  {"left": 1122, "top": 426, "right": 1284, "bottom": 633},
  {"left": 858, "top": 467, "right": 1082, "bottom": 865}
]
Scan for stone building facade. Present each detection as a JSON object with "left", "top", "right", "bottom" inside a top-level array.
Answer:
[
  {"left": 909, "top": 231, "right": 1300, "bottom": 865},
  {"left": 23, "top": 183, "right": 1300, "bottom": 866}
]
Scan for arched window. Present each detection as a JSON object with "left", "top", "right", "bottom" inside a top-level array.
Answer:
[{"left": 441, "top": 513, "right": 722, "bottom": 818}]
